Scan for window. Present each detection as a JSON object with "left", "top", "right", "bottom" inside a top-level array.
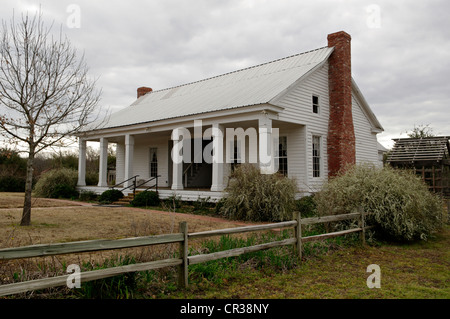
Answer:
[
  {"left": 277, "top": 136, "right": 288, "bottom": 176},
  {"left": 312, "top": 95, "right": 319, "bottom": 114},
  {"left": 312, "top": 136, "right": 321, "bottom": 177},
  {"left": 149, "top": 148, "right": 158, "bottom": 177},
  {"left": 230, "top": 139, "right": 242, "bottom": 171}
]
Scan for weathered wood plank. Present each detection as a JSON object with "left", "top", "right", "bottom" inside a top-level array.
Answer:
[
  {"left": 302, "top": 228, "right": 362, "bottom": 243},
  {"left": 188, "top": 238, "right": 297, "bottom": 265},
  {"left": 300, "top": 212, "right": 360, "bottom": 225},
  {"left": 0, "top": 233, "right": 184, "bottom": 260},
  {"left": 188, "top": 221, "right": 297, "bottom": 239},
  {"left": 0, "top": 258, "right": 182, "bottom": 297},
  {"left": 178, "top": 222, "right": 188, "bottom": 288}
]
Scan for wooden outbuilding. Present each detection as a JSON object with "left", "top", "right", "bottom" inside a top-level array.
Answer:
[{"left": 387, "top": 136, "right": 450, "bottom": 198}]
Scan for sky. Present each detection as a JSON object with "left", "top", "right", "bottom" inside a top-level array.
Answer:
[{"left": 0, "top": 0, "right": 449, "bottom": 150}]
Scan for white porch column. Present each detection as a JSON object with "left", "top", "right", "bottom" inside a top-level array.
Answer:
[
  {"left": 98, "top": 137, "right": 109, "bottom": 187},
  {"left": 258, "top": 116, "right": 276, "bottom": 174},
  {"left": 77, "top": 138, "right": 86, "bottom": 186},
  {"left": 210, "top": 123, "right": 224, "bottom": 192},
  {"left": 171, "top": 128, "right": 184, "bottom": 190},
  {"left": 124, "top": 134, "right": 135, "bottom": 188}
]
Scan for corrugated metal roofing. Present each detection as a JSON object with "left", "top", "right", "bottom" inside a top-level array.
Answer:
[
  {"left": 98, "top": 46, "right": 334, "bottom": 129},
  {"left": 387, "top": 137, "right": 450, "bottom": 164}
]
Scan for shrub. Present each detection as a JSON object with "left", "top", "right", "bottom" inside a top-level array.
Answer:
[
  {"left": 0, "top": 176, "right": 26, "bottom": 192},
  {"left": 98, "top": 189, "right": 124, "bottom": 204},
  {"left": 131, "top": 191, "right": 160, "bottom": 207},
  {"left": 296, "top": 195, "right": 317, "bottom": 218},
  {"left": 219, "top": 164, "right": 297, "bottom": 222},
  {"left": 79, "top": 190, "right": 98, "bottom": 202},
  {"left": 33, "top": 168, "right": 78, "bottom": 199},
  {"left": 314, "top": 164, "right": 445, "bottom": 241},
  {"left": 97, "top": 190, "right": 121, "bottom": 204}
]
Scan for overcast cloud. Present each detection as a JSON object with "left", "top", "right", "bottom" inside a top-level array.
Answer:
[{"left": 1, "top": 0, "right": 449, "bottom": 149}]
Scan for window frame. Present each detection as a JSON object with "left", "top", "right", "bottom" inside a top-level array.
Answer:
[
  {"left": 149, "top": 147, "right": 158, "bottom": 178},
  {"left": 277, "top": 136, "right": 288, "bottom": 176},
  {"left": 312, "top": 135, "right": 321, "bottom": 178},
  {"left": 312, "top": 94, "right": 320, "bottom": 114}
]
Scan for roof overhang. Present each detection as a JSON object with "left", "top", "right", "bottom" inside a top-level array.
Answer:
[{"left": 76, "top": 103, "right": 284, "bottom": 141}]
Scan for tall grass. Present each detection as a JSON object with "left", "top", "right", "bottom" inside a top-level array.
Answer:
[{"left": 219, "top": 164, "right": 297, "bottom": 222}]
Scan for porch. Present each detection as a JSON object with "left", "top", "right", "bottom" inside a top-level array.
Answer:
[
  {"left": 76, "top": 108, "right": 309, "bottom": 201},
  {"left": 76, "top": 185, "right": 224, "bottom": 202}
]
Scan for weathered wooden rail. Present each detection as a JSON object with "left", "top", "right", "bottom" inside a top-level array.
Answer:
[{"left": 0, "top": 210, "right": 371, "bottom": 296}]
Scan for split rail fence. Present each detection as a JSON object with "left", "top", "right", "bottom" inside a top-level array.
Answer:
[{"left": 0, "top": 210, "right": 372, "bottom": 297}]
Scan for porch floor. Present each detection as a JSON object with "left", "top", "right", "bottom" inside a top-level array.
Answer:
[{"left": 77, "top": 186, "right": 224, "bottom": 202}]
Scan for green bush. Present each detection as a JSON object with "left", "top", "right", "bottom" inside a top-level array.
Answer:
[
  {"left": 79, "top": 190, "right": 98, "bottom": 202},
  {"left": 296, "top": 195, "right": 317, "bottom": 218},
  {"left": 131, "top": 191, "right": 160, "bottom": 207},
  {"left": 0, "top": 176, "right": 26, "bottom": 192},
  {"left": 219, "top": 164, "right": 297, "bottom": 222},
  {"left": 98, "top": 189, "right": 124, "bottom": 204},
  {"left": 33, "top": 168, "right": 78, "bottom": 199},
  {"left": 314, "top": 164, "right": 445, "bottom": 241}
]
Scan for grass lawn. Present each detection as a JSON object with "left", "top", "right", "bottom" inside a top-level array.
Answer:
[
  {"left": 169, "top": 226, "right": 450, "bottom": 299},
  {"left": 0, "top": 192, "right": 448, "bottom": 299}
]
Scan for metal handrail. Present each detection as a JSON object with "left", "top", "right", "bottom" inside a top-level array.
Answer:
[
  {"left": 109, "top": 175, "right": 139, "bottom": 189},
  {"left": 135, "top": 175, "right": 160, "bottom": 193}
]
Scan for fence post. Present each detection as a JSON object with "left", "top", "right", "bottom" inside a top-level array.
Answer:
[
  {"left": 358, "top": 207, "right": 366, "bottom": 245},
  {"left": 293, "top": 211, "right": 302, "bottom": 261},
  {"left": 178, "top": 221, "right": 188, "bottom": 288}
]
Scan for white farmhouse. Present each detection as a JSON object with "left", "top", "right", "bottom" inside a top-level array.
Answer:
[{"left": 76, "top": 31, "right": 383, "bottom": 201}]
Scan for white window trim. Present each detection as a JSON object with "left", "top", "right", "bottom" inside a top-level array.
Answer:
[
  {"left": 312, "top": 94, "right": 320, "bottom": 115},
  {"left": 312, "top": 135, "right": 322, "bottom": 178}
]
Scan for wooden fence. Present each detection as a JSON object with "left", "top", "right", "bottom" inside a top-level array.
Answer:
[{"left": 0, "top": 210, "right": 371, "bottom": 297}]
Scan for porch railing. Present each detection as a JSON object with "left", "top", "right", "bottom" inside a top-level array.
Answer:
[
  {"left": 110, "top": 175, "right": 160, "bottom": 198},
  {"left": 135, "top": 175, "right": 160, "bottom": 193},
  {"left": 109, "top": 175, "right": 139, "bottom": 197}
]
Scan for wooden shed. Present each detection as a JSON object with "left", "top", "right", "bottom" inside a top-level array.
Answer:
[{"left": 387, "top": 136, "right": 450, "bottom": 198}]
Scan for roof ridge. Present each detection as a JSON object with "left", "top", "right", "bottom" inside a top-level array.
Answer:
[{"left": 146, "top": 46, "right": 330, "bottom": 95}]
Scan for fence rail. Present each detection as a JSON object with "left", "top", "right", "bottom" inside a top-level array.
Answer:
[{"left": 0, "top": 209, "right": 371, "bottom": 297}]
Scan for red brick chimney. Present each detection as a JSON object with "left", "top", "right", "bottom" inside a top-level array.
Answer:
[
  {"left": 327, "top": 31, "right": 355, "bottom": 178},
  {"left": 137, "top": 87, "right": 152, "bottom": 98}
]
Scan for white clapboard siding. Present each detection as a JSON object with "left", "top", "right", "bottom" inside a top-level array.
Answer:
[
  {"left": 132, "top": 135, "right": 170, "bottom": 187},
  {"left": 352, "top": 94, "right": 380, "bottom": 166},
  {"left": 276, "top": 63, "right": 330, "bottom": 192}
]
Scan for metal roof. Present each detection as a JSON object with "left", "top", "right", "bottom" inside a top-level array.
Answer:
[
  {"left": 97, "top": 47, "right": 334, "bottom": 129},
  {"left": 387, "top": 136, "right": 450, "bottom": 164}
]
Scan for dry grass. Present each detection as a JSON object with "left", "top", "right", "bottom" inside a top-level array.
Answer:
[
  {"left": 0, "top": 192, "right": 255, "bottom": 290},
  {"left": 0, "top": 192, "right": 82, "bottom": 209},
  {"left": 0, "top": 193, "right": 250, "bottom": 248}
]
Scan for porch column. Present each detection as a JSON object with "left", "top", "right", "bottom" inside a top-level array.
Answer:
[
  {"left": 210, "top": 123, "right": 224, "bottom": 192},
  {"left": 77, "top": 138, "right": 86, "bottom": 186},
  {"left": 171, "top": 128, "right": 184, "bottom": 190},
  {"left": 124, "top": 134, "right": 135, "bottom": 188},
  {"left": 98, "top": 137, "right": 109, "bottom": 187},
  {"left": 259, "top": 116, "right": 276, "bottom": 174}
]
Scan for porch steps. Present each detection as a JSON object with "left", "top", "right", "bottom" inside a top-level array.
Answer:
[{"left": 113, "top": 191, "right": 142, "bottom": 206}]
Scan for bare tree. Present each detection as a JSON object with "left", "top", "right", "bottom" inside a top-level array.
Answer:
[{"left": 0, "top": 12, "right": 103, "bottom": 226}]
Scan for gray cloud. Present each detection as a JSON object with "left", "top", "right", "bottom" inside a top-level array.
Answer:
[{"left": 1, "top": 0, "right": 449, "bottom": 150}]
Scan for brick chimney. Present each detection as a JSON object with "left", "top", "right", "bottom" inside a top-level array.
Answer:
[
  {"left": 327, "top": 31, "right": 355, "bottom": 178},
  {"left": 137, "top": 86, "right": 152, "bottom": 98}
]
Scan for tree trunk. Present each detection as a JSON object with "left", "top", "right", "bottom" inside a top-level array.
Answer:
[{"left": 20, "top": 151, "right": 35, "bottom": 226}]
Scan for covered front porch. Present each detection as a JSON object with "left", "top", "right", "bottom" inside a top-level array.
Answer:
[{"left": 76, "top": 105, "right": 306, "bottom": 201}]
